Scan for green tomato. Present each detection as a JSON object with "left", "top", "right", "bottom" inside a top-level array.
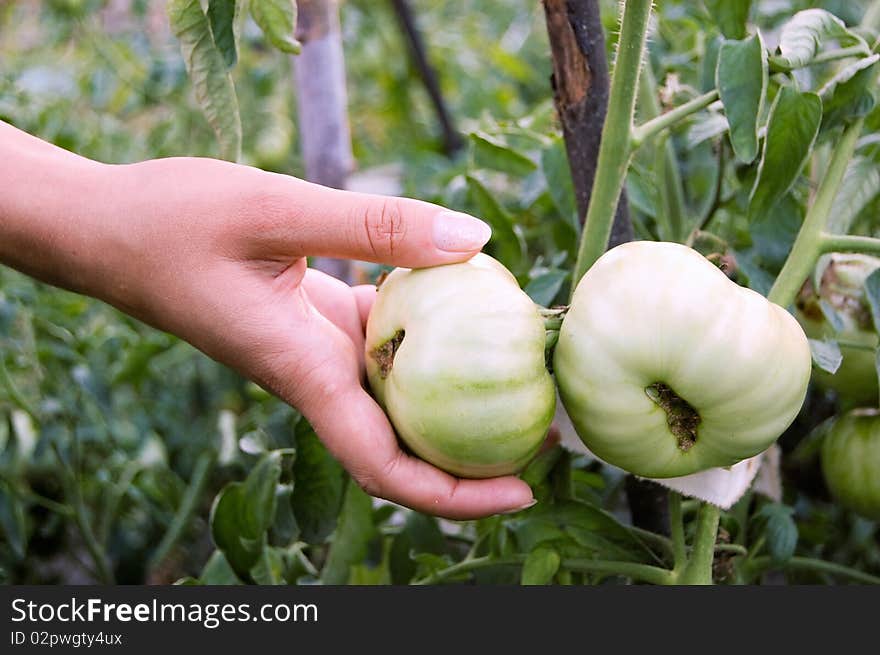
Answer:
[
  {"left": 796, "top": 253, "right": 880, "bottom": 407},
  {"left": 821, "top": 409, "right": 880, "bottom": 520},
  {"left": 365, "top": 254, "right": 556, "bottom": 479},
  {"left": 554, "top": 241, "right": 812, "bottom": 479}
]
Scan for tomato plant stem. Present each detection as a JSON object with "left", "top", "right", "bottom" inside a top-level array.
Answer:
[
  {"left": 412, "top": 553, "right": 675, "bottom": 585},
  {"left": 635, "top": 64, "right": 689, "bottom": 242},
  {"left": 629, "top": 525, "right": 675, "bottom": 561},
  {"left": 631, "top": 89, "right": 720, "bottom": 149},
  {"left": 748, "top": 556, "right": 880, "bottom": 584},
  {"left": 767, "top": 118, "right": 866, "bottom": 308},
  {"left": 668, "top": 492, "right": 687, "bottom": 570},
  {"left": 571, "top": 0, "right": 652, "bottom": 288},
  {"left": 820, "top": 233, "right": 880, "bottom": 256},
  {"left": 677, "top": 502, "right": 721, "bottom": 585},
  {"left": 562, "top": 559, "right": 676, "bottom": 585},
  {"left": 148, "top": 450, "right": 216, "bottom": 575}
]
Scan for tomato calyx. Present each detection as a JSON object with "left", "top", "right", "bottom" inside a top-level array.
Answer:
[
  {"left": 539, "top": 306, "right": 568, "bottom": 374},
  {"left": 371, "top": 329, "right": 405, "bottom": 379},
  {"left": 645, "top": 382, "right": 701, "bottom": 452}
]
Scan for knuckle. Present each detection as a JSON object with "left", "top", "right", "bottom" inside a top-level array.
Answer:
[
  {"left": 357, "top": 198, "right": 408, "bottom": 260},
  {"left": 352, "top": 469, "right": 383, "bottom": 499}
]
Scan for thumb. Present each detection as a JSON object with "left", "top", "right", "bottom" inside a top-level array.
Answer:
[{"left": 255, "top": 174, "right": 492, "bottom": 268}]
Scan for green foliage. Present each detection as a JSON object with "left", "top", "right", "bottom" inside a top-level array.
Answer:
[
  {"left": 749, "top": 87, "right": 822, "bottom": 222},
  {"left": 716, "top": 32, "right": 766, "bottom": 163},
  {"left": 169, "top": 0, "right": 242, "bottom": 160}
]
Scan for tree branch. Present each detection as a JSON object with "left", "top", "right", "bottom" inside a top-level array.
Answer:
[{"left": 389, "top": 0, "right": 464, "bottom": 156}]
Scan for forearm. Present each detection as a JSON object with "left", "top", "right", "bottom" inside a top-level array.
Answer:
[{"left": 0, "top": 120, "right": 120, "bottom": 297}]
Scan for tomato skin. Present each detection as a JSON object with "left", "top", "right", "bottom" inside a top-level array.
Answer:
[
  {"left": 364, "top": 254, "right": 556, "bottom": 479},
  {"left": 796, "top": 253, "right": 880, "bottom": 407},
  {"left": 821, "top": 409, "right": 880, "bottom": 520},
  {"left": 554, "top": 241, "right": 812, "bottom": 479}
]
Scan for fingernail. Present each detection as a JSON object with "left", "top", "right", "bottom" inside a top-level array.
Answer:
[
  {"left": 500, "top": 499, "right": 537, "bottom": 515},
  {"left": 432, "top": 211, "right": 492, "bottom": 252}
]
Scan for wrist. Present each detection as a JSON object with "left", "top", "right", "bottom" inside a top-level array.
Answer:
[{"left": 0, "top": 127, "right": 123, "bottom": 299}]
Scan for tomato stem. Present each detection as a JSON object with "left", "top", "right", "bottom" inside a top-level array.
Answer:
[
  {"left": 676, "top": 502, "right": 721, "bottom": 585},
  {"left": 767, "top": 117, "right": 866, "bottom": 308},
  {"left": 571, "top": 0, "right": 652, "bottom": 289},
  {"left": 631, "top": 89, "right": 720, "bottom": 149},
  {"left": 634, "top": 63, "right": 690, "bottom": 242},
  {"left": 411, "top": 553, "right": 676, "bottom": 586},
  {"left": 820, "top": 233, "right": 880, "bottom": 257},
  {"left": 669, "top": 492, "right": 687, "bottom": 571}
]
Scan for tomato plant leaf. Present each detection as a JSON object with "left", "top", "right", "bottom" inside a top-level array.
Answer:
[
  {"left": 507, "top": 500, "right": 653, "bottom": 562},
  {"left": 209, "top": 451, "right": 283, "bottom": 579},
  {"left": 521, "top": 547, "right": 560, "bottom": 585},
  {"left": 828, "top": 157, "right": 880, "bottom": 234},
  {"left": 465, "top": 175, "right": 526, "bottom": 273},
  {"left": 540, "top": 137, "right": 580, "bottom": 233},
  {"left": 756, "top": 503, "right": 798, "bottom": 564},
  {"left": 820, "top": 56, "right": 880, "bottom": 131},
  {"left": 686, "top": 112, "right": 729, "bottom": 149},
  {"left": 748, "top": 88, "right": 821, "bottom": 222},
  {"left": 809, "top": 339, "right": 843, "bottom": 375},
  {"left": 819, "top": 299, "right": 846, "bottom": 333},
  {"left": 524, "top": 269, "right": 567, "bottom": 307},
  {"left": 471, "top": 132, "right": 538, "bottom": 177},
  {"left": 865, "top": 269, "right": 880, "bottom": 334},
  {"left": 291, "top": 423, "right": 345, "bottom": 545},
  {"left": 389, "top": 512, "right": 447, "bottom": 584},
  {"left": 271, "top": 484, "right": 299, "bottom": 545},
  {"left": 703, "top": 0, "right": 752, "bottom": 40},
  {"left": 320, "top": 480, "right": 377, "bottom": 584},
  {"left": 199, "top": 550, "right": 242, "bottom": 584},
  {"left": 716, "top": 32, "right": 767, "bottom": 163},
  {"left": 250, "top": 0, "right": 302, "bottom": 55},
  {"left": 207, "top": 0, "right": 239, "bottom": 69},
  {"left": 770, "top": 9, "right": 868, "bottom": 70},
  {"left": 250, "top": 546, "right": 286, "bottom": 585},
  {"left": 520, "top": 444, "right": 564, "bottom": 489},
  {"left": 169, "top": 0, "right": 242, "bottom": 161}
]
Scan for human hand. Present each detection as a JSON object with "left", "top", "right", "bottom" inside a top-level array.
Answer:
[{"left": 64, "top": 156, "right": 536, "bottom": 519}]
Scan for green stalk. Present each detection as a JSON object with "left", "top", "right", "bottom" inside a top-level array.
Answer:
[
  {"left": 677, "top": 503, "right": 721, "bottom": 585},
  {"left": 148, "top": 450, "right": 215, "bottom": 574},
  {"left": 571, "top": 0, "right": 653, "bottom": 289},
  {"left": 563, "top": 558, "right": 676, "bottom": 585},
  {"left": 634, "top": 65, "right": 693, "bottom": 242},
  {"left": 668, "top": 492, "right": 687, "bottom": 571},
  {"left": 820, "top": 233, "right": 880, "bottom": 256},
  {"left": 412, "top": 554, "right": 675, "bottom": 586},
  {"left": 631, "top": 89, "right": 720, "bottom": 148},
  {"left": 767, "top": 118, "right": 865, "bottom": 307}
]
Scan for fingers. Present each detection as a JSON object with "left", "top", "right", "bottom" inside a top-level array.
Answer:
[
  {"left": 352, "top": 284, "right": 376, "bottom": 331},
  {"left": 250, "top": 174, "right": 491, "bottom": 268},
  {"left": 300, "top": 269, "right": 365, "bottom": 351},
  {"left": 295, "top": 360, "right": 535, "bottom": 520}
]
